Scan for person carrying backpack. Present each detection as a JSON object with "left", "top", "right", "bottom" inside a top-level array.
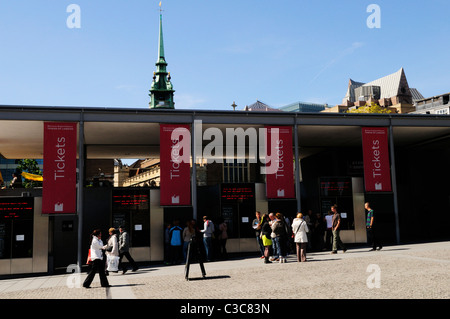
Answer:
[{"left": 169, "top": 220, "right": 183, "bottom": 265}]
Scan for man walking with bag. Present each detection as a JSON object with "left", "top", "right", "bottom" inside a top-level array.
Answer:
[{"left": 118, "top": 226, "right": 139, "bottom": 274}]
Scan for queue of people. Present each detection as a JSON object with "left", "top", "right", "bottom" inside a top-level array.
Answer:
[
  {"left": 164, "top": 216, "right": 229, "bottom": 265},
  {"left": 253, "top": 202, "right": 381, "bottom": 264},
  {"left": 83, "top": 202, "right": 380, "bottom": 287}
]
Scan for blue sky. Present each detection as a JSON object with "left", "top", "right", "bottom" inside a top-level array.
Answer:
[{"left": 0, "top": 0, "right": 449, "bottom": 110}]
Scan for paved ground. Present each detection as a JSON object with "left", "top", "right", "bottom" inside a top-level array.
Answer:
[{"left": 0, "top": 241, "right": 448, "bottom": 301}]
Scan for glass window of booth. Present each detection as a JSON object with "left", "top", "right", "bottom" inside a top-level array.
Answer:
[
  {"left": 112, "top": 189, "right": 150, "bottom": 247},
  {"left": 319, "top": 177, "right": 355, "bottom": 230},
  {"left": 0, "top": 197, "right": 34, "bottom": 259}
]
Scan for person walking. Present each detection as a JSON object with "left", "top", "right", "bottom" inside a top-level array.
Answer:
[
  {"left": 252, "top": 211, "right": 265, "bottom": 259},
  {"left": 105, "top": 228, "right": 120, "bottom": 275},
  {"left": 365, "top": 202, "right": 382, "bottom": 251},
  {"left": 292, "top": 213, "right": 309, "bottom": 262},
  {"left": 260, "top": 214, "right": 273, "bottom": 264},
  {"left": 83, "top": 229, "right": 110, "bottom": 288},
  {"left": 331, "top": 205, "right": 347, "bottom": 254},
  {"left": 118, "top": 226, "right": 139, "bottom": 274},
  {"left": 200, "top": 216, "right": 214, "bottom": 262}
]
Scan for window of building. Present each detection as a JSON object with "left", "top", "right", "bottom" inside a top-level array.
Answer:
[
  {"left": 0, "top": 197, "right": 34, "bottom": 259},
  {"left": 111, "top": 189, "right": 150, "bottom": 247},
  {"left": 223, "top": 159, "right": 250, "bottom": 183}
]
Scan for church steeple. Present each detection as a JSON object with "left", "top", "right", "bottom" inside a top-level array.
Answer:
[{"left": 149, "top": 4, "right": 175, "bottom": 109}]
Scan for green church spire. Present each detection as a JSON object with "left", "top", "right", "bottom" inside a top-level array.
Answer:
[{"left": 149, "top": 5, "right": 175, "bottom": 109}]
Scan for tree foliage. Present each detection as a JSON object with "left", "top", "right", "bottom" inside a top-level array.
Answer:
[
  {"left": 346, "top": 102, "right": 393, "bottom": 114},
  {"left": 16, "top": 159, "right": 43, "bottom": 188}
]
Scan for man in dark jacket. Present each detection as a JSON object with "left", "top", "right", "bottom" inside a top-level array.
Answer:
[{"left": 118, "top": 226, "right": 139, "bottom": 274}]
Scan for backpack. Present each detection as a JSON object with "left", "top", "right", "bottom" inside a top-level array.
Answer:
[
  {"left": 273, "top": 220, "right": 287, "bottom": 236},
  {"left": 169, "top": 226, "right": 183, "bottom": 246}
]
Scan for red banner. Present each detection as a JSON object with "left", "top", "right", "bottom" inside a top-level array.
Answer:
[
  {"left": 265, "top": 126, "right": 295, "bottom": 199},
  {"left": 42, "top": 122, "right": 77, "bottom": 214},
  {"left": 160, "top": 124, "right": 191, "bottom": 206},
  {"left": 362, "top": 127, "right": 392, "bottom": 192}
]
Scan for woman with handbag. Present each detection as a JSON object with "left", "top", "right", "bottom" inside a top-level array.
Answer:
[
  {"left": 83, "top": 229, "right": 111, "bottom": 288},
  {"left": 291, "top": 213, "right": 310, "bottom": 262},
  {"left": 105, "top": 228, "right": 120, "bottom": 274}
]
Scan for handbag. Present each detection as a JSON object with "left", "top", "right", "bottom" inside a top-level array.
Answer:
[
  {"left": 106, "top": 245, "right": 113, "bottom": 252},
  {"left": 107, "top": 255, "right": 120, "bottom": 272},
  {"left": 86, "top": 249, "right": 92, "bottom": 265}
]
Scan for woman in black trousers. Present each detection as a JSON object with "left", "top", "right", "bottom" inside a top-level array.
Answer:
[{"left": 83, "top": 229, "right": 110, "bottom": 288}]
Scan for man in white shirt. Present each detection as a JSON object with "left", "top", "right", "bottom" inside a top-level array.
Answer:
[{"left": 200, "top": 216, "right": 214, "bottom": 262}]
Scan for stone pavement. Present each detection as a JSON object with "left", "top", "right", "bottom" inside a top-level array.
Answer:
[{"left": 0, "top": 241, "right": 448, "bottom": 300}]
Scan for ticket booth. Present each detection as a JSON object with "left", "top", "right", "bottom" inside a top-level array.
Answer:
[
  {"left": 0, "top": 196, "right": 48, "bottom": 275},
  {"left": 319, "top": 177, "right": 366, "bottom": 243}
]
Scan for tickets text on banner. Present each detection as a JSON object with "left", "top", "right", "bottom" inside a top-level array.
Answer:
[
  {"left": 42, "top": 122, "right": 77, "bottom": 214},
  {"left": 361, "top": 127, "right": 392, "bottom": 192},
  {"left": 159, "top": 124, "right": 191, "bottom": 206},
  {"left": 265, "top": 126, "right": 295, "bottom": 199}
]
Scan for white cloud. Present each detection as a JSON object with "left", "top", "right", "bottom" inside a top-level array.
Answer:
[
  {"left": 310, "top": 42, "right": 365, "bottom": 83},
  {"left": 115, "top": 84, "right": 138, "bottom": 92},
  {"left": 175, "top": 93, "right": 208, "bottom": 109}
]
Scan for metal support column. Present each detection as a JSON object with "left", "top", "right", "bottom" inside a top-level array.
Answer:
[
  {"left": 191, "top": 118, "right": 199, "bottom": 221},
  {"left": 77, "top": 116, "right": 85, "bottom": 269},
  {"left": 389, "top": 124, "right": 400, "bottom": 244},
  {"left": 294, "top": 123, "right": 301, "bottom": 213}
]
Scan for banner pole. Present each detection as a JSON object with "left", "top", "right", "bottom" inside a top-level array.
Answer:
[
  {"left": 77, "top": 116, "right": 85, "bottom": 269},
  {"left": 389, "top": 124, "right": 400, "bottom": 244},
  {"left": 294, "top": 123, "right": 301, "bottom": 213},
  {"left": 191, "top": 117, "right": 197, "bottom": 221}
]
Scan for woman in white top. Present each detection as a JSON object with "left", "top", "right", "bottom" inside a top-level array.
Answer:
[
  {"left": 291, "top": 213, "right": 309, "bottom": 262},
  {"left": 83, "top": 229, "right": 110, "bottom": 288},
  {"left": 105, "top": 228, "right": 119, "bottom": 274}
]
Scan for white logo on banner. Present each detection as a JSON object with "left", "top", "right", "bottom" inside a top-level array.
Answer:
[
  {"left": 171, "top": 195, "right": 180, "bottom": 204},
  {"left": 277, "top": 189, "right": 285, "bottom": 197},
  {"left": 55, "top": 202, "right": 64, "bottom": 212}
]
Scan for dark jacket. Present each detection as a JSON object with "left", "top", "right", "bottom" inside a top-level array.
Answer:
[
  {"left": 261, "top": 221, "right": 272, "bottom": 239},
  {"left": 272, "top": 219, "right": 287, "bottom": 237},
  {"left": 119, "top": 231, "right": 130, "bottom": 253}
]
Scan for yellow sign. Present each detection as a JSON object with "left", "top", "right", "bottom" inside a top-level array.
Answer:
[{"left": 21, "top": 171, "right": 43, "bottom": 182}]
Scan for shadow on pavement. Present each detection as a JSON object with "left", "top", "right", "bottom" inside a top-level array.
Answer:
[{"left": 186, "top": 275, "right": 231, "bottom": 281}]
